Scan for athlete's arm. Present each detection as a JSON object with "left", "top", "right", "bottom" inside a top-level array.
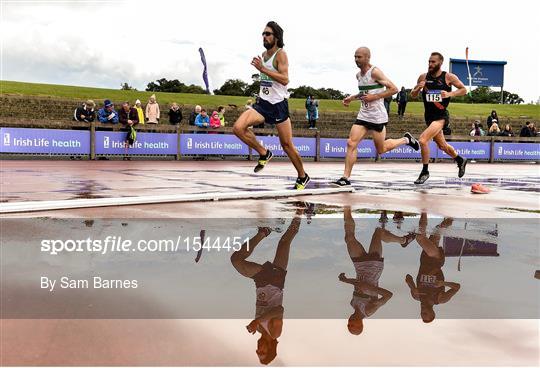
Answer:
[
  {"left": 405, "top": 274, "right": 420, "bottom": 300},
  {"left": 411, "top": 73, "right": 426, "bottom": 98},
  {"left": 360, "top": 67, "right": 399, "bottom": 103},
  {"left": 251, "top": 50, "right": 289, "bottom": 85},
  {"left": 410, "top": 74, "right": 426, "bottom": 98},
  {"left": 443, "top": 73, "right": 467, "bottom": 98},
  {"left": 437, "top": 281, "right": 461, "bottom": 304}
]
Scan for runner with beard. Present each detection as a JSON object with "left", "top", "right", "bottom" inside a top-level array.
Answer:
[
  {"left": 410, "top": 52, "right": 468, "bottom": 184},
  {"left": 232, "top": 21, "right": 310, "bottom": 190}
]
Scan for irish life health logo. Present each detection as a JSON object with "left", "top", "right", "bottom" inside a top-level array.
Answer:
[
  {"left": 187, "top": 138, "right": 193, "bottom": 150},
  {"left": 104, "top": 136, "right": 110, "bottom": 149},
  {"left": 3, "top": 132, "right": 10, "bottom": 146}
]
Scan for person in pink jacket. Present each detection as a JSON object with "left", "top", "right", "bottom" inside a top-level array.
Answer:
[
  {"left": 145, "top": 94, "right": 160, "bottom": 124},
  {"left": 209, "top": 111, "right": 222, "bottom": 129}
]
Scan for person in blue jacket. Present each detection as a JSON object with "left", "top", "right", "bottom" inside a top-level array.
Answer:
[
  {"left": 97, "top": 99, "right": 119, "bottom": 123},
  {"left": 194, "top": 109, "right": 210, "bottom": 128}
]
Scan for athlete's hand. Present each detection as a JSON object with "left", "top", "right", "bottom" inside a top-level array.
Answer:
[
  {"left": 246, "top": 319, "right": 259, "bottom": 334},
  {"left": 251, "top": 56, "right": 263, "bottom": 72},
  {"left": 342, "top": 96, "right": 354, "bottom": 107},
  {"left": 441, "top": 90, "right": 452, "bottom": 98},
  {"left": 415, "top": 80, "right": 426, "bottom": 91},
  {"left": 359, "top": 94, "right": 379, "bottom": 103}
]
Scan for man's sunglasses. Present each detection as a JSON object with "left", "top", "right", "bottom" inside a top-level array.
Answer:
[{"left": 261, "top": 31, "right": 274, "bottom": 36}]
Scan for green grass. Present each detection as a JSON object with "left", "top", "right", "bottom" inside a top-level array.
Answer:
[{"left": 1, "top": 80, "right": 539, "bottom": 119}]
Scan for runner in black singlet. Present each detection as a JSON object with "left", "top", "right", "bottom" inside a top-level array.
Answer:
[{"left": 410, "top": 52, "right": 469, "bottom": 184}]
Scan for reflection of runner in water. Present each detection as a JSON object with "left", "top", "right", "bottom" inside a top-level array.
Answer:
[
  {"left": 339, "top": 207, "right": 415, "bottom": 335},
  {"left": 405, "top": 213, "right": 461, "bottom": 323},
  {"left": 230, "top": 210, "right": 302, "bottom": 365}
]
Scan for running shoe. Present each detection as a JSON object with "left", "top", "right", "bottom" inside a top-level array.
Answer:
[
  {"left": 404, "top": 132, "right": 420, "bottom": 151},
  {"left": 401, "top": 232, "right": 416, "bottom": 248},
  {"left": 254, "top": 150, "right": 273, "bottom": 173},
  {"left": 471, "top": 183, "right": 490, "bottom": 194},
  {"left": 331, "top": 177, "right": 351, "bottom": 187},
  {"left": 294, "top": 173, "right": 310, "bottom": 190},
  {"left": 457, "top": 158, "right": 468, "bottom": 178},
  {"left": 414, "top": 171, "right": 430, "bottom": 184}
]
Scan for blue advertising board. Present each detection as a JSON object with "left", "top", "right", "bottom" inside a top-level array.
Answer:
[{"left": 449, "top": 59, "right": 506, "bottom": 87}]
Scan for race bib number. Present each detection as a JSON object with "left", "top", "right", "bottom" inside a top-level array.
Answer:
[
  {"left": 261, "top": 80, "right": 273, "bottom": 96},
  {"left": 426, "top": 90, "right": 443, "bottom": 102}
]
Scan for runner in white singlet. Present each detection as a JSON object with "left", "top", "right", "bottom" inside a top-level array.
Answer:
[
  {"left": 231, "top": 208, "right": 303, "bottom": 365},
  {"left": 338, "top": 206, "right": 415, "bottom": 335},
  {"left": 331, "top": 47, "right": 420, "bottom": 187},
  {"left": 232, "top": 21, "right": 310, "bottom": 190}
]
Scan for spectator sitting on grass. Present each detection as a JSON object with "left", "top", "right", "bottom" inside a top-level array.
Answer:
[
  {"left": 134, "top": 99, "right": 145, "bottom": 125},
  {"left": 168, "top": 102, "right": 183, "bottom": 125},
  {"left": 486, "top": 110, "right": 499, "bottom": 129},
  {"left": 145, "top": 94, "right": 160, "bottom": 124},
  {"left": 119, "top": 101, "right": 139, "bottom": 160},
  {"left": 487, "top": 122, "right": 500, "bottom": 136},
  {"left": 469, "top": 121, "right": 484, "bottom": 136},
  {"left": 98, "top": 99, "right": 119, "bottom": 123},
  {"left": 73, "top": 99, "right": 96, "bottom": 122},
  {"left": 189, "top": 105, "right": 202, "bottom": 126},
  {"left": 499, "top": 124, "right": 513, "bottom": 137},
  {"left": 218, "top": 105, "right": 226, "bottom": 126},
  {"left": 519, "top": 121, "right": 533, "bottom": 137},
  {"left": 195, "top": 109, "right": 210, "bottom": 128}
]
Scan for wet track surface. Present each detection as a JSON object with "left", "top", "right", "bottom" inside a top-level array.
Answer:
[{"left": 1, "top": 160, "right": 539, "bottom": 365}]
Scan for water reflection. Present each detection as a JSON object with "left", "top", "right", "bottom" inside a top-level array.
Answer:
[
  {"left": 230, "top": 207, "right": 303, "bottom": 364},
  {"left": 405, "top": 214, "right": 460, "bottom": 323},
  {"left": 339, "top": 206, "right": 415, "bottom": 334}
]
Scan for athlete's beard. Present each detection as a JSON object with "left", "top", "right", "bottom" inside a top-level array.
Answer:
[
  {"left": 429, "top": 63, "right": 441, "bottom": 74},
  {"left": 263, "top": 40, "right": 275, "bottom": 50}
]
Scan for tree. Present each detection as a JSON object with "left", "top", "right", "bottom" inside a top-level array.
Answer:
[
  {"left": 288, "top": 85, "right": 346, "bottom": 100},
  {"left": 120, "top": 82, "right": 136, "bottom": 91},
  {"left": 452, "top": 86, "right": 524, "bottom": 104},
  {"left": 213, "top": 79, "right": 248, "bottom": 96},
  {"left": 244, "top": 74, "right": 261, "bottom": 97},
  {"left": 146, "top": 78, "right": 206, "bottom": 94}
]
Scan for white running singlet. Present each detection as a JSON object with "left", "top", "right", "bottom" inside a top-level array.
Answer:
[
  {"left": 259, "top": 49, "right": 290, "bottom": 104},
  {"left": 356, "top": 66, "right": 388, "bottom": 124}
]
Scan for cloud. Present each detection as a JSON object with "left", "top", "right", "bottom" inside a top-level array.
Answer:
[{"left": 1, "top": 0, "right": 539, "bottom": 101}]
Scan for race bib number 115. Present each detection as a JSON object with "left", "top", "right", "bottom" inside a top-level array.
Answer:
[{"left": 426, "top": 90, "right": 443, "bottom": 102}]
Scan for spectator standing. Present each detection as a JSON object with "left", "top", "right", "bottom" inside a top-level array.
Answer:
[
  {"left": 118, "top": 101, "right": 139, "bottom": 159},
  {"left": 531, "top": 122, "right": 538, "bottom": 136},
  {"left": 97, "top": 99, "right": 119, "bottom": 123},
  {"left": 306, "top": 95, "right": 319, "bottom": 129},
  {"left": 209, "top": 111, "right": 222, "bottom": 128},
  {"left": 499, "top": 124, "right": 513, "bottom": 137},
  {"left": 396, "top": 87, "right": 408, "bottom": 118},
  {"left": 189, "top": 105, "right": 202, "bottom": 126},
  {"left": 383, "top": 95, "right": 392, "bottom": 114},
  {"left": 134, "top": 99, "right": 145, "bottom": 125},
  {"left": 519, "top": 121, "right": 533, "bottom": 137},
  {"left": 486, "top": 110, "right": 499, "bottom": 129},
  {"left": 487, "top": 122, "right": 500, "bottom": 136},
  {"left": 73, "top": 99, "right": 96, "bottom": 122},
  {"left": 217, "top": 105, "right": 227, "bottom": 126},
  {"left": 195, "top": 109, "right": 210, "bottom": 128},
  {"left": 145, "top": 94, "right": 160, "bottom": 124},
  {"left": 168, "top": 102, "right": 183, "bottom": 125}
]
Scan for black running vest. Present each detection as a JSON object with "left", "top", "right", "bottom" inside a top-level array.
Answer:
[{"left": 422, "top": 71, "right": 451, "bottom": 116}]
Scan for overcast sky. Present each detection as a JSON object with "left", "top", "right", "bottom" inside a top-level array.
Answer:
[{"left": 1, "top": 0, "right": 539, "bottom": 102}]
